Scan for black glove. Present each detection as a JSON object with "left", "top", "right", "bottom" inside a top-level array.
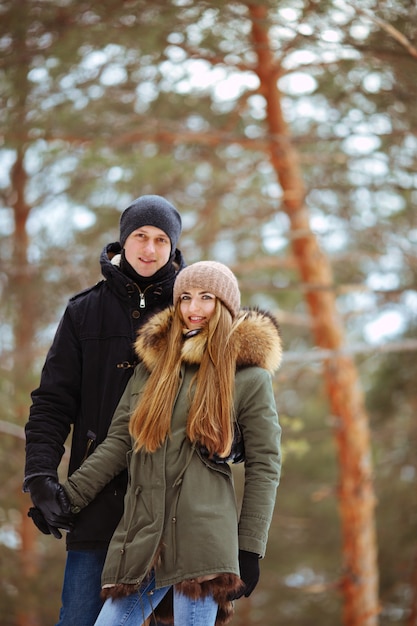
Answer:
[
  {"left": 28, "top": 506, "right": 53, "bottom": 536},
  {"left": 229, "top": 550, "right": 260, "bottom": 600},
  {"left": 27, "top": 476, "right": 74, "bottom": 539}
]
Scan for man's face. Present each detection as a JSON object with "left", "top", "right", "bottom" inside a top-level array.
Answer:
[{"left": 124, "top": 225, "right": 171, "bottom": 277}]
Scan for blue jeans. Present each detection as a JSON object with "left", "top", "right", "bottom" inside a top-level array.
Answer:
[
  {"left": 56, "top": 549, "right": 107, "bottom": 626},
  {"left": 94, "top": 572, "right": 218, "bottom": 626}
]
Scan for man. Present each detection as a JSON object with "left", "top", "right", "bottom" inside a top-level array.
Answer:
[{"left": 24, "top": 194, "right": 186, "bottom": 626}]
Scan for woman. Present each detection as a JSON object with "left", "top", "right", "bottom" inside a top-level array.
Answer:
[{"left": 63, "top": 261, "right": 283, "bottom": 626}]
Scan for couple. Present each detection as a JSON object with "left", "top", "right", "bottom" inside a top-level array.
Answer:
[{"left": 25, "top": 195, "right": 282, "bottom": 626}]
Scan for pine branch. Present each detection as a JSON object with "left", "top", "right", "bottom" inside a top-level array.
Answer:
[
  {"left": 347, "top": 1, "right": 417, "bottom": 60},
  {"left": 283, "top": 339, "right": 417, "bottom": 364}
]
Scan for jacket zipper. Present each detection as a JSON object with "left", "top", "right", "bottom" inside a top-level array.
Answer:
[
  {"left": 171, "top": 447, "right": 196, "bottom": 564},
  {"left": 135, "top": 284, "right": 153, "bottom": 309}
]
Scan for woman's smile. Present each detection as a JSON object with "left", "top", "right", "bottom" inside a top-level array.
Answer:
[{"left": 179, "top": 288, "right": 217, "bottom": 330}]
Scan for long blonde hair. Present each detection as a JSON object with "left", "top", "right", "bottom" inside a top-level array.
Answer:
[{"left": 129, "top": 300, "right": 237, "bottom": 457}]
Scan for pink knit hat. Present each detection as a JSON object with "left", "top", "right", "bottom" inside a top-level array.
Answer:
[{"left": 173, "top": 261, "right": 241, "bottom": 318}]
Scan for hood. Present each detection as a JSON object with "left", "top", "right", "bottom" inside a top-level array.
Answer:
[{"left": 135, "top": 307, "right": 283, "bottom": 374}]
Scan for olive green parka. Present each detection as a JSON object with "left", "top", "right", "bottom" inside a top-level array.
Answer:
[{"left": 64, "top": 306, "right": 282, "bottom": 624}]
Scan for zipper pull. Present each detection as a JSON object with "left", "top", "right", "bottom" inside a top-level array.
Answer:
[
  {"left": 139, "top": 292, "right": 146, "bottom": 308},
  {"left": 82, "top": 431, "right": 97, "bottom": 463}
]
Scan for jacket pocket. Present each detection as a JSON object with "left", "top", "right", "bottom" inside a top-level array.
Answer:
[
  {"left": 195, "top": 446, "right": 233, "bottom": 479},
  {"left": 197, "top": 422, "right": 245, "bottom": 465}
]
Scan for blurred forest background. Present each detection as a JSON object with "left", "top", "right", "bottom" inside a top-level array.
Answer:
[{"left": 1, "top": 1, "right": 416, "bottom": 625}]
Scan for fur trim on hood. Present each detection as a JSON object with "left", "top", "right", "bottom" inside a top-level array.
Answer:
[{"left": 135, "top": 306, "right": 283, "bottom": 374}]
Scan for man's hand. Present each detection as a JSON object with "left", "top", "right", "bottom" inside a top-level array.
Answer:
[{"left": 27, "top": 476, "right": 74, "bottom": 539}]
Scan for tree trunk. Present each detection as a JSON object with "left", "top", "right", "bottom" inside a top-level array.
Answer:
[
  {"left": 12, "top": 150, "right": 42, "bottom": 626},
  {"left": 249, "top": 5, "right": 379, "bottom": 625}
]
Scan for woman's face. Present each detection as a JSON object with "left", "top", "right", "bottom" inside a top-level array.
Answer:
[{"left": 179, "top": 287, "right": 217, "bottom": 330}]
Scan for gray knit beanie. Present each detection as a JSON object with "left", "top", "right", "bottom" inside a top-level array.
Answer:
[
  {"left": 173, "top": 261, "right": 241, "bottom": 318},
  {"left": 119, "top": 195, "right": 182, "bottom": 251}
]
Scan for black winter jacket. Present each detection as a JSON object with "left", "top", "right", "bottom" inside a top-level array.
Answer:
[{"left": 24, "top": 242, "right": 186, "bottom": 550}]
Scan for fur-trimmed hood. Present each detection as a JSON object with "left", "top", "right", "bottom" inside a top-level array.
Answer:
[{"left": 135, "top": 306, "right": 283, "bottom": 374}]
